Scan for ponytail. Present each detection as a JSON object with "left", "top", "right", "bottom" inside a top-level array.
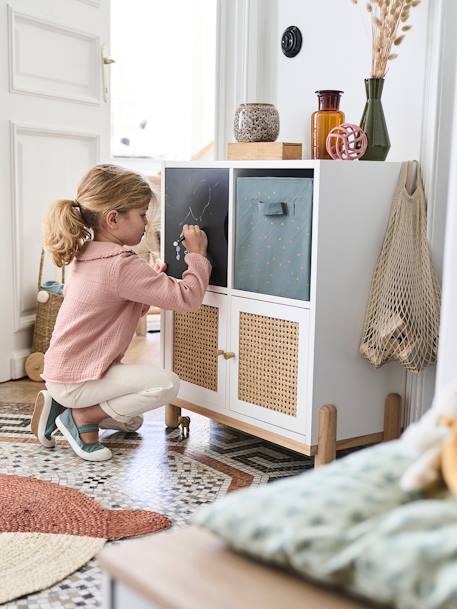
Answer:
[
  {"left": 43, "top": 164, "right": 154, "bottom": 267},
  {"left": 43, "top": 199, "right": 91, "bottom": 267}
]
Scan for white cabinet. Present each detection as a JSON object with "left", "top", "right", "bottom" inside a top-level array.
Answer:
[{"left": 161, "top": 160, "right": 406, "bottom": 460}]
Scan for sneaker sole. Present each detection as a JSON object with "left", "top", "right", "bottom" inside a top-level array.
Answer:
[
  {"left": 99, "top": 417, "right": 143, "bottom": 433},
  {"left": 55, "top": 415, "right": 112, "bottom": 462},
  {"left": 31, "top": 391, "right": 55, "bottom": 448}
]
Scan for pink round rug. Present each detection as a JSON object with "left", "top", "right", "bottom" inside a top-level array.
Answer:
[{"left": 0, "top": 474, "right": 171, "bottom": 603}]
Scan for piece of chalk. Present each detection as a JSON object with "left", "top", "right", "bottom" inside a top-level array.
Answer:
[{"left": 173, "top": 226, "right": 206, "bottom": 247}]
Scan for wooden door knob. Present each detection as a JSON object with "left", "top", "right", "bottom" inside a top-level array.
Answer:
[{"left": 223, "top": 352, "right": 235, "bottom": 360}]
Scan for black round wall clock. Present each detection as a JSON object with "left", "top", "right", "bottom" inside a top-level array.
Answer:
[{"left": 281, "top": 25, "right": 302, "bottom": 58}]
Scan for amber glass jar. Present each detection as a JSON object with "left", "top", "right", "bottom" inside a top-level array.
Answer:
[{"left": 311, "top": 90, "right": 344, "bottom": 159}]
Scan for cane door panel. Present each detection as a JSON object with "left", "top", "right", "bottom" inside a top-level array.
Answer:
[
  {"left": 228, "top": 297, "right": 309, "bottom": 434},
  {"left": 171, "top": 292, "right": 227, "bottom": 411}
]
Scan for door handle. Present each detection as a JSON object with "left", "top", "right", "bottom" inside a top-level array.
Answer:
[
  {"left": 223, "top": 352, "right": 236, "bottom": 360},
  {"left": 217, "top": 349, "right": 224, "bottom": 357},
  {"left": 101, "top": 43, "right": 116, "bottom": 102}
]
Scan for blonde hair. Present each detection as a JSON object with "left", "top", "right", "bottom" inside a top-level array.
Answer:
[{"left": 43, "top": 164, "right": 154, "bottom": 267}]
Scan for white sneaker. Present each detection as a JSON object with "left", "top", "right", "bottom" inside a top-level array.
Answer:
[
  {"left": 55, "top": 410, "right": 112, "bottom": 462},
  {"left": 99, "top": 415, "right": 143, "bottom": 432},
  {"left": 31, "top": 390, "right": 65, "bottom": 448}
]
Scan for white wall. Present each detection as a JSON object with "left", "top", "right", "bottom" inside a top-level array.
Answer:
[
  {"left": 256, "top": 0, "right": 429, "bottom": 160},
  {"left": 436, "top": 64, "right": 457, "bottom": 391},
  {"left": 190, "top": 0, "right": 217, "bottom": 156}
]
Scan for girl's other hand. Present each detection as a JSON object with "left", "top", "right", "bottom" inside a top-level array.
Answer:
[
  {"left": 182, "top": 225, "right": 208, "bottom": 257},
  {"left": 153, "top": 259, "right": 167, "bottom": 273}
]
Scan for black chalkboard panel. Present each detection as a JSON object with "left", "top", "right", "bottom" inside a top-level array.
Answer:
[{"left": 164, "top": 167, "right": 229, "bottom": 287}]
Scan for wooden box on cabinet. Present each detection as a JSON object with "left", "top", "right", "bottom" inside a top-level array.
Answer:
[
  {"left": 161, "top": 160, "right": 405, "bottom": 460},
  {"left": 227, "top": 141, "right": 302, "bottom": 160}
]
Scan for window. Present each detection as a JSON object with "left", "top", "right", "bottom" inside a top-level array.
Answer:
[{"left": 111, "top": 0, "right": 217, "bottom": 163}]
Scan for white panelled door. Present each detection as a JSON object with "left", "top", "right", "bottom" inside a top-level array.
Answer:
[{"left": 0, "top": 0, "right": 111, "bottom": 381}]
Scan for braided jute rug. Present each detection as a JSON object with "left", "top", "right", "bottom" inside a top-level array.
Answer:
[{"left": 0, "top": 474, "right": 171, "bottom": 604}]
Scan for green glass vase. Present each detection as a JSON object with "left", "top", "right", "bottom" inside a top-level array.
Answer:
[{"left": 359, "top": 78, "right": 390, "bottom": 161}]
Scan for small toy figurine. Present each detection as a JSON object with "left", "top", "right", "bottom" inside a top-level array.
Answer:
[
  {"left": 326, "top": 123, "right": 368, "bottom": 160},
  {"left": 177, "top": 415, "right": 191, "bottom": 440}
]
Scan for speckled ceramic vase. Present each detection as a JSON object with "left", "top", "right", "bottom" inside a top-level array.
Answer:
[{"left": 234, "top": 103, "right": 280, "bottom": 143}]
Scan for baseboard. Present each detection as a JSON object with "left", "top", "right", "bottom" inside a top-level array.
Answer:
[{"left": 10, "top": 349, "right": 31, "bottom": 379}]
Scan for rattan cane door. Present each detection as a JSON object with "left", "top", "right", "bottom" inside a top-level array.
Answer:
[
  {"left": 228, "top": 296, "right": 310, "bottom": 434},
  {"left": 168, "top": 292, "right": 228, "bottom": 412}
]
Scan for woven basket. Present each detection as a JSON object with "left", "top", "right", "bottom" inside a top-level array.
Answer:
[
  {"left": 25, "top": 251, "right": 65, "bottom": 381},
  {"left": 32, "top": 250, "right": 65, "bottom": 352}
]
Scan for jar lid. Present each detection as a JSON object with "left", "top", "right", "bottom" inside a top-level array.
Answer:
[
  {"left": 238, "top": 102, "right": 276, "bottom": 106},
  {"left": 315, "top": 90, "right": 344, "bottom": 95}
]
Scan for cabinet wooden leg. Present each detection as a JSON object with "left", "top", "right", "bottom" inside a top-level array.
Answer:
[
  {"left": 315, "top": 404, "right": 337, "bottom": 468},
  {"left": 383, "top": 393, "right": 402, "bottom": 441},
  {"left": 165, "top": 404, "right": 181, "bottom": 428}
]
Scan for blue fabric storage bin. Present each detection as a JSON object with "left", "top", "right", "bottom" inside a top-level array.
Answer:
[{"left": 235, "top": 177, "right": 313, "bottom": 301}]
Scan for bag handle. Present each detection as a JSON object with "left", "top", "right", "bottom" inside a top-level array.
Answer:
[
  {"left": 38, "top": 249, "right": 65, "bottom": 291},
  {"left": 405, "top": 159, "right": 423, "bottom": 197},
  {"left": 395, "top": 160, "right": 423, "bottom": 199}
]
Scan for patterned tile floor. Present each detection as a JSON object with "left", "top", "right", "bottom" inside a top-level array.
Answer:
[{"left": 0, "top": 398, "right": 315, "bottom": 608}]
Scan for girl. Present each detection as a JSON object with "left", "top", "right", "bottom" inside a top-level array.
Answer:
[{"left": 32, "top": 164, "right": 210, "bottom": 462}]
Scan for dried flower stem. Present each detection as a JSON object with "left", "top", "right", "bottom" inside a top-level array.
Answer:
[{"left": 352, "top": 0, "right": 420, "bottom": 78}]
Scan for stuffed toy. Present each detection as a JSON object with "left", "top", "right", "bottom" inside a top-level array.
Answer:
[
  {"left": 440, "top": 415, "right": 457, "bottom": 496},
  {"left": 400, "top": 379, "right": 457, "bottom": 496}
]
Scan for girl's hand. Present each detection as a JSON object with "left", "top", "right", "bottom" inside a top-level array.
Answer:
[
  {"left": 182, "top": 224, "right": 208, "bottom": 257},
  {"left": 153, "top": 259, "right": 167, "bottom": 273}
]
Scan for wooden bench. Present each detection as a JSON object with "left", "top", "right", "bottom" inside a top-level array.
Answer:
[{"left": 98, "top": 526, "right": 374, "bottom": 609}]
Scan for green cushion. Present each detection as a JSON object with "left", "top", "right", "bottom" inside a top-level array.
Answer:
[
  {"left": 348, "top": 499, "right": 457, "bottom": 609},
  {"left": 194, "top": 442, "right": 457, "bottom": 609}
]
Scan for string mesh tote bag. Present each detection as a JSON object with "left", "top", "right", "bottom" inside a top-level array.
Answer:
[
  {"left": 24, "top": 250, "right": 65, "bottom": 381},
  {"left": 360, "top": 160, "right": 440, "bottom": 372}
]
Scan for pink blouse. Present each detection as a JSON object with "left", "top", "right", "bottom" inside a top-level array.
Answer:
[{"left": 42, "top": 241, "right": 211, "bottom": 383}]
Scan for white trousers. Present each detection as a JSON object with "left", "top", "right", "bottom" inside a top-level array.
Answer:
[{"left": 46, "top": 364, "right": 180, "bottom": 423}]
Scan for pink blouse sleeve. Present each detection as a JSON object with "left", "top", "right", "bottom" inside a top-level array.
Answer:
[{"left": 117, "top": 252, "right": 211, "bottom": 313}]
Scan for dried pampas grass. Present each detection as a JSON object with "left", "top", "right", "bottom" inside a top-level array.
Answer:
[{"left": 352, "top": 0, "right": 421, "bottom": 78}]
